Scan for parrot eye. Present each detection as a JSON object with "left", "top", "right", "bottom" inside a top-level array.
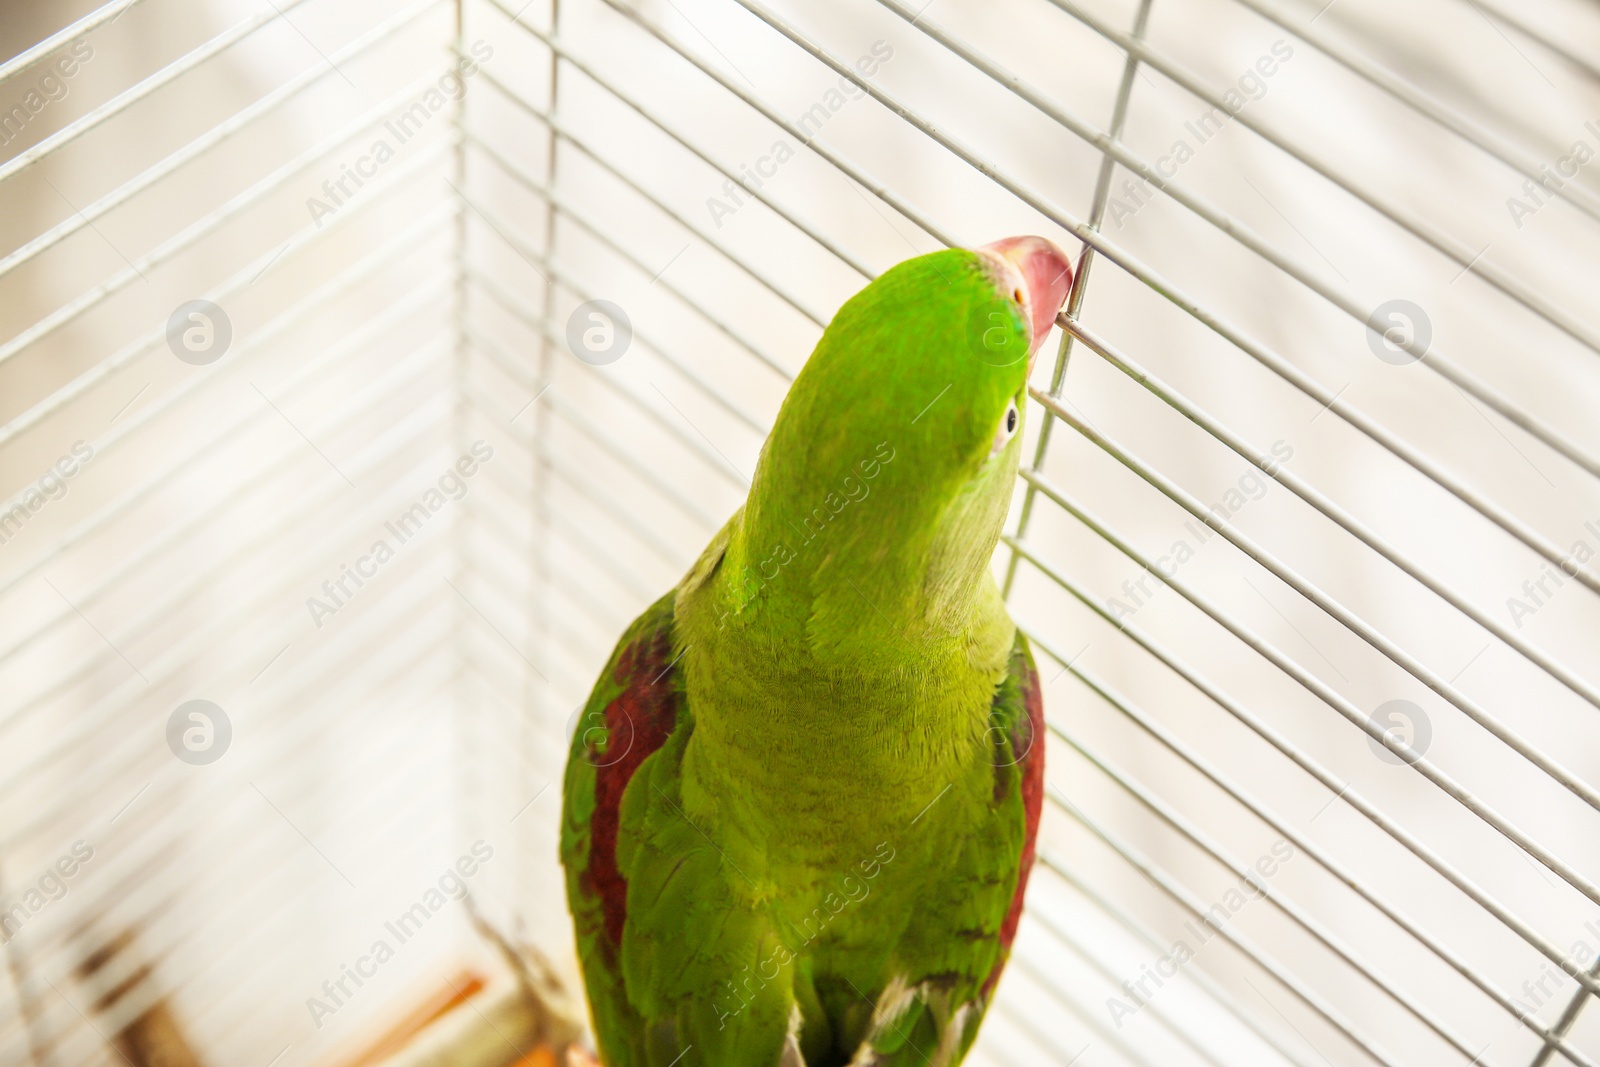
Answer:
[{"left": 991, "top": 399, "right": 1020, "bottom": 455}]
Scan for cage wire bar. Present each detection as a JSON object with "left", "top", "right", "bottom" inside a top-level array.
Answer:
[{"left": 0, "top": 0, "right": 1597, "bottom": 1065}]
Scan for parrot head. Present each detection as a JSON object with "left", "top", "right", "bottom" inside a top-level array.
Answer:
[{"left": 731, "top": 235, "right": 1073, "bottom": 651}]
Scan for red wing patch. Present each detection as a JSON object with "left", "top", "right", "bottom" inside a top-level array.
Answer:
[
  {"left": 582, "top": 626, "right": 682, "bottom": 949},
  {"left": 985, "top": 656, "right": 1044, "bottom": 997}
]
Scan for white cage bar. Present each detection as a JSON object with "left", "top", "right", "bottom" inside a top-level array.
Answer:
[{"left": 0, "top": 0, "right": 1597, "bottom": 1065}]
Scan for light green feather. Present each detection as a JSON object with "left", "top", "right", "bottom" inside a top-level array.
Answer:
[{"left": 562, "top": 246, "right": 1043, "bottom": 1067}]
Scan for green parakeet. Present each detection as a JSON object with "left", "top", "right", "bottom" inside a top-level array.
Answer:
[{"left": 560, "top": 236, "right": 1073, "bottom": 1067}]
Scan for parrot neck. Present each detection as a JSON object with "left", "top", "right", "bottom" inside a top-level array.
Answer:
[{"left": 673, "top": 492, "right": 1016, "bottom": 844}]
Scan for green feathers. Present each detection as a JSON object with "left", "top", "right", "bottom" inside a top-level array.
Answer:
[{"left": 561, "top": 242, "right": 1057, "bottom": 1067}]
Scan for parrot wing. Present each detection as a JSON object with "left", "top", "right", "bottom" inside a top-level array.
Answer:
[
  {"left": 561, "top": 582, "right": 798, "bottom": 1067},
  {"left": 560, "top": 590, "right": 687, "bottom": 1067},
  {"left": 985, "top": 629, "right": 1046, "bottom": 994}
]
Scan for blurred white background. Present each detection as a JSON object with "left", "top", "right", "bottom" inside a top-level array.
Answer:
[{"left": 0, "top": 0, "right": 1598, "bottom": 1064}]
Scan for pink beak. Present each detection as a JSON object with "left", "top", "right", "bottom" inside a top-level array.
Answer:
[{"left": 977, "top": 235, "right": 1073, "bottom": 371}]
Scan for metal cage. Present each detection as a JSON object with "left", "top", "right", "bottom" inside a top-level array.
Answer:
[{"left": 1, "top": 0, "right": 1598, "bottom": 1064}]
